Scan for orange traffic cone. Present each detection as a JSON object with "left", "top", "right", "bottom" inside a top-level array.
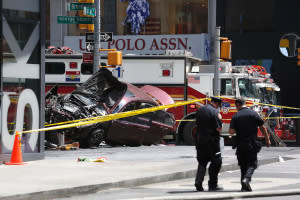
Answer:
[{"left": 5, "top": 131, "right": 25, "bottom": 165}]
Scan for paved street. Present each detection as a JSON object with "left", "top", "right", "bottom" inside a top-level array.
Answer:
[
  {"left": 1, "top": 146, "right": 300, "bottom": 200},
  {"left": 51, "top": 151, "right": 300, "bottom": 200}
]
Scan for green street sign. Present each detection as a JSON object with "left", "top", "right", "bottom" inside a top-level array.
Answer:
[
  {"left": 57, "top": 16, "right": 93, "bottom": 24},
  {"left": 84, "top": 7, "right": 96, "bottom": 17},
  {"left": 70, "top": 3, "right": 93, "bottom": 10}
]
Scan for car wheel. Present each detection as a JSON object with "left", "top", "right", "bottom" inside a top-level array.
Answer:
[
  {"left": 79, "top": 128, "right": 105, "bottom": 148},
  {"left": 183, "top": 121, "right": 196, "bottom": 145},
  {"left": 45, "top": 131, "right": 59, "bottom": 145}
]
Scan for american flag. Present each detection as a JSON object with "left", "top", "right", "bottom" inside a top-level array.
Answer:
[{"left": 188, "top": 76, "right": 200, "bottom": 84}]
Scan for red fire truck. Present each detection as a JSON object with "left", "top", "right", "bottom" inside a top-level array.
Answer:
[{"left": 254, "top": 69, "right": 296, "bottom": 144}]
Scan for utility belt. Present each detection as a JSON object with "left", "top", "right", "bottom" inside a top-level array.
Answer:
[{"left": 233, "top": 138, "right": 262, "bottom": 153}]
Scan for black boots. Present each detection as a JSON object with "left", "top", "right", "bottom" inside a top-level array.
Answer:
[
  {"left": 195, "top": 184, "right": 204, "bottom": 191},
  {"left": 195, "top": 183, "right": 223, "bottom": 191},
  {"left": 208, "top": 185, "right": 224, "bottom": 191},
  {"left": 241, "top": 178, "right": 252, "bottom": 192}
]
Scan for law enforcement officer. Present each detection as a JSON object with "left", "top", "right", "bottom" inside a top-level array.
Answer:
[
  {"left": 229, "top": 98, "right": 271, "bottom": 192},
  {"left": 194, "top": 97, "right": 223, "bottom": 191}
]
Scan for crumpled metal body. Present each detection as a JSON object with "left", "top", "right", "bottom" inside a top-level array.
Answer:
[
  {"left": 45, "top": 68, "right": 126, "bottom": 148},
  {"left": 45, "top": 67, "right": 176, "bottom": 148}
]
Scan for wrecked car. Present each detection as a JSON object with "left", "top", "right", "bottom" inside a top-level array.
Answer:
[{"left": 45, "top": 67, "right": 176, "bottom": 148}]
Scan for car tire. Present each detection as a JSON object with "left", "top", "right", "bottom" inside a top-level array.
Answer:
[
  {"left": 45, "top": 131, "right": 59, "bottom": 145},
  {"left": 79, "top": 128, "right": 105, "bottom": 148},
  {"left": 183, "top": 121, "right": 196, "bottom": 145}
]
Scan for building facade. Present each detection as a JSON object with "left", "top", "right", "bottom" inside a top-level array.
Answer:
[
  {"left": 48, "top": 0, "right": 211, "bottom": 60},
  {"left": 1, "top": 0, "right": 45, "bottom": 161},
  {"left": 217, "top": 0, "right": 300, "bottom": 110}
]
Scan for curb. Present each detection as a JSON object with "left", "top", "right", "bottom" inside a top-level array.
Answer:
[
  {"left": 123, "top": 189, "right": 300, "bottom": 200},
  {"left": 0, "top": 156, "right": 288, "bottom": 200}
]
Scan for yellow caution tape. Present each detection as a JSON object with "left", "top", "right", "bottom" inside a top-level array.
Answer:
[
  {"left": 176, "top": 119, "right": 195, "bottom": 122},
  {"left": 176, "top": 116, "right": 300, "bottom": 122},
  {"left": 21, "top": 95, "right": 300, "bottom": 134},
  {"left": 218, "top": 96, "right": 300, "bottom": 111},
  {"left": 22, "top": 98, "right": 208, "bottom": 134}
]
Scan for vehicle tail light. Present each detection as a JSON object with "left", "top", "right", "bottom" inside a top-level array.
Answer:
[
  {"left": 189, "top": 104, "right": 196, "bottom": 109},
  {"left": 162, "top": 69, "right": 171, "bottom": 77},
  {"left": 70, "top": 62, "right": 77, "bottom": 69}
]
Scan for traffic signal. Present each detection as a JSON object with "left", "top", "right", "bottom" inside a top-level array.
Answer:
[
  {"left": 280, "top": 38, "right": 289, "bottom": 48},
  {"left": 108, "top": 51, "right": 123, "bottom": 66},
  {"left": 78, "top": 0, "right": 94, "bottom": 32},
  {"left": 220, "top": 37, "right": 232, "bottom": 60}
]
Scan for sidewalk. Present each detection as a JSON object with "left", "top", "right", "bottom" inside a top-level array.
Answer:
[{"left": 0, "top": 146, "right": 299, "bottom": 200}]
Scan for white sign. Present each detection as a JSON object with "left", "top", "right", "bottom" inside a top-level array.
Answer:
[
  {"left": 1, "top": 89, "right": 39, "bottom": 153},
  {"left": 65, "top": 34, "right": 210, "bottom": 61}
]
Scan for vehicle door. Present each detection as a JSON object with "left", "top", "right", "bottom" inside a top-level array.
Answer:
[
  {"left": 138, "top": 105, "right": 175, "bottom": 145},
  {"left": 106, "top": 101, "right": 151, "bottom": 146}
]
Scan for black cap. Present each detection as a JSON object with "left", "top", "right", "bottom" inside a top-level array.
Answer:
[
  {"left": 235, "top": 98, "right": 246, "bottom": 105},
  {"left": 210, "top": 97, "right": 222, "bottom": 104}
]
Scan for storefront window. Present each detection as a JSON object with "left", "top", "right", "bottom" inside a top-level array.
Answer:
[
  {"left": 67, "top": 0, "right": 208, "bottom": 36},
  {"left": 117, "top": 0, "right": 208, "bottom": 35}
]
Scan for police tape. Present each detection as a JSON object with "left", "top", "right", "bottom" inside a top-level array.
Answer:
[
  {"left": 43, "top": 95, "right": 277, "bottom": 127},
  {"left": 174, "top": 95, "right": 300, "bottom": 123},
  {"left": 218, "top": 96, "right": 300, "bottom": 111},
  {"left": 176, "top": 116, "right": 300, "bottom": 122},
  {"left": 44, "top": 97, "right": 207, "bottom": 128},
  {"left": 22, "top": 98, "right": 208, "bottom": 134},
  {"left": 22, "top": 96, "right": 300, "bottom": 134}
]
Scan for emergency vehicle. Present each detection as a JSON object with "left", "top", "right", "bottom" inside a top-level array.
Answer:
[
  {"left": 45, "top": 48, "right": 263, "bottom": 145},
  {"left": 45, "top": 47, "right": 93, "bottom": 94},
  {"left": 253, "top": 68, "right": 295, "bottom": 144},
  {"left": 106, "top": 52, "right": 263, "bottom": 145}
]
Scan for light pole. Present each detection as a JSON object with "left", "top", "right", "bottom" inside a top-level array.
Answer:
[
  {"left": 208, "top": 0, "right": 220, "bottom": 96},
  {"left": 93, "top": 0, "right": 100, "bottom": 73},
  {"left": 214, "top": 26, "right": 221, "bottom": 96}
]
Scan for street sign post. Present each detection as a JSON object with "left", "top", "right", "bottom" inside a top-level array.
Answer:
[
  {"left": 85, "top": 32, "right": 113, "bottom": 42},
  {"left": 94, "top": 0, "right": 100, "bottom": 74},
  {"left": 86, "top": 32, "right": 94, "bottom": 42},
  {"left": 83, "top": 52, "right": 94, "bottom": 63},
  {"left": 86, "top": 42, "right": 94, "bottom": 52},
  {"left": 100, "top": 32, "right": 113, "bottom": 42},
  {"left": 84, "top": 7, "right": 96, "bottom": 17},
  {"left": 57, "top": 16, "right": 93, "bottom": 24},
  {"left": 70, "top": 3, "right": 93, "bottom": 10}
]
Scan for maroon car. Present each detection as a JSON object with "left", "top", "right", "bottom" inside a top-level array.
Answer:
[{"left": 45, "top": 68, "right": 175, "bottom": 148}]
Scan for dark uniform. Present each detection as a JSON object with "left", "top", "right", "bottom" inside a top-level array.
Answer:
[
  {"left": 230, "top": 107, "right": 264, "bottom": 189},
  {"left": 195, "top": 103, "right": 222, "bottom": 191}
]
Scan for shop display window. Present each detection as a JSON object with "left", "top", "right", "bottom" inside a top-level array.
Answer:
[
  {"left": 67, "top": 0, "right": 208, "bottom": 36},
  {"left": 116, "top": 0, "right": 208, "bottom": 35}
]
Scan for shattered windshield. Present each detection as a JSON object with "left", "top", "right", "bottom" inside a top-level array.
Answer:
[{"left": 238, "top": 78, "right": 258, "bottom": 98}]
